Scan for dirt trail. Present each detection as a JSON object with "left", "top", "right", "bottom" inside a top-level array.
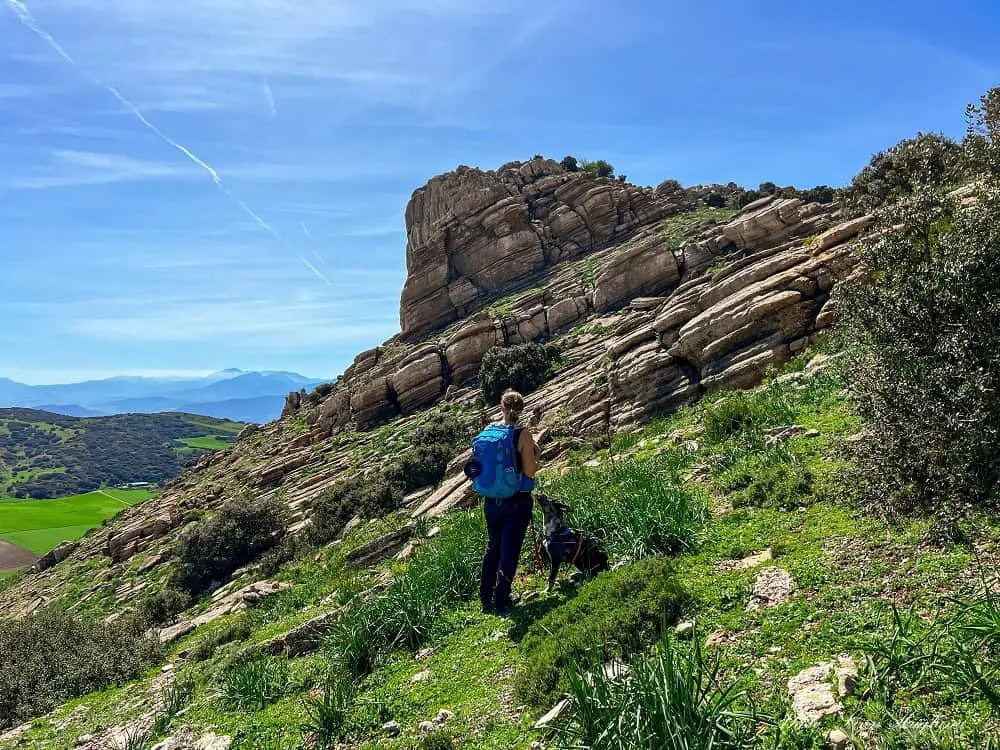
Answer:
[{"left": 0, "top": 539, "right": 39, "bottom": 573}]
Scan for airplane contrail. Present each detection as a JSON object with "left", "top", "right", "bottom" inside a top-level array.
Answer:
[
  {"left": 261, "top": 76, "right": 277, "bottom": 117},
  {"left": 302, "top": 258, "right": 332, "bottom": 286},
  {"left": 6, "top": 0, "right": 329, "bottom": 285}
]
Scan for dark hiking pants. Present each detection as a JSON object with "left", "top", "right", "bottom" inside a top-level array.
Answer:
[{"left": 480, "top": 492, "right": 533, "bottom": 611}]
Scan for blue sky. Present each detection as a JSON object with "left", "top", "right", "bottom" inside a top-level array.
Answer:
[{"left": 1, "top": 0, "right": 998, "bottom": 384}]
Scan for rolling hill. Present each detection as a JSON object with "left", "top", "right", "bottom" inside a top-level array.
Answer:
[
  {"left": 0, "top": 409, "right": 243, "bottom": 499},
  {"left": 0, "top": 370, "right": 327, "bottom": 423}
]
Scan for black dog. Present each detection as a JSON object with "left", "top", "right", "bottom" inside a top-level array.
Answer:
[{"left": 535, "top": 494, "right": 609, "bottom": 592}]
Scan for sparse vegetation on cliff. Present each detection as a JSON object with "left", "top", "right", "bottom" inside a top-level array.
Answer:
[{"left": 479, "top": 343, "right": 562, "bottom": 405}]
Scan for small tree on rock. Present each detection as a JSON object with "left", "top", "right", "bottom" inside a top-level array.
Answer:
[
  {"left": 560, "top": 155, "right": 580, "bottom": 172},
  {"left": 479, "top": 343, "right": 561, "bottom": 406}
]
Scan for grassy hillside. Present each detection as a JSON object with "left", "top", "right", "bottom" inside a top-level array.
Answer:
[
  {"left": 0, "top": 489, "right": 155, "bottom": 555},
  {"left": 0, "top": 409, "right": 242, "bottom": 499},
  {"left": 3, "top": 347, "right": 996, "bottom": 748}
]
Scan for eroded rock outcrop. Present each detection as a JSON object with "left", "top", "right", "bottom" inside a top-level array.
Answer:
[{"left": 400, "top": 158, "right": 670, "bottom": 338}]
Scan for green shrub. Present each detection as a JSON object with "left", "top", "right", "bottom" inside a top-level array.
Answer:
[
  {"left": 539, "top": 452, "right": 706, "bottom": 560},
  {"left": 842, "top": 184, "right": 1000, "bottom": 529},
  {"left": 0, "top": 608, "right": 162, "bottom": 730},
  {"left": 151, "top": 676, "right": 195, "bottom": 736},
  {"left": 551, "top": 634, "right": 762, "bottom": 750},
  {"left": 479, "top": 343, "right": 561, "bottom": 405},
  {"left": 705, "top": 191, "right": 727, "bottom": 208},
  {"left": 514, "top": 557, "right": 687, "bottom": 707},
  {"left": 221, "top": 658, "right": 289, "bottom": 710},
  {"left": 257, "top": 534, "right": 311, "bottom": 578},
  {"left": 384, "top": 411, "right": 470, "bottom": 493},
  {"left": 713, "top": 441, "right": 815, "bottom": 509},
  {"left": 310, "top": 412, "right": 470, "bottom": 545},
  {"left": 134, "top": 586, "right": 190, "bottom": 626},
  {"left": 188, "top": 615, "right": 252, "bottom": 662},
  {"left": 309, "top": 481, "right": 364, "bottom": 545},
  {"left": 419, "top": 733, "right": 455, "bottom": 750},
  {"left": 173, "top": 497, "right": 286, "bottom": 596},
  {"left": 840, "top": 132, "right": 963, "bottom": 216},
  {"left": 582, "top": 159, "right": 615, "bottom": 178}
]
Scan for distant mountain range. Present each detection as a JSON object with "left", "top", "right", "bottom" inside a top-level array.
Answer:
[{"left": 0, "top": 370, "right": 328, "bottom": 423}]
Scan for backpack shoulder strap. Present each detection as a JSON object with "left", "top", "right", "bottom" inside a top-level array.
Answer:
[{"left": 513, "top": 427, "right": 524, "bottom": 474}]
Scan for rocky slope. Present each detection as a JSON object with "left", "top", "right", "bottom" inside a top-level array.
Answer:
[{"left": 0, "top": 158, "right": 873, "bottom": 620}]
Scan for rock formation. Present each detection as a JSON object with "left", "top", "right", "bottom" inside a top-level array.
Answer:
[
  {"left": 0, "top": 159, "right": 874, "bottom": 620},
  {"left": 399, "top": 157, "right": 711, "bottom": 339}
]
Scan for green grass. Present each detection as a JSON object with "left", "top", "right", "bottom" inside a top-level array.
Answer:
[
  {"left": 0, "top": 489, "right": 155, "bottom": 554},
  {"left": 177, "top": 435, "right": 236, "bottom": 450}
]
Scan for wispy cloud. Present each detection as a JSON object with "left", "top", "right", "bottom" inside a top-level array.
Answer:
[
  {"left": 11, "top": 149, "right": 191, "bottom": 188},
  {"left": 69, "top": 296, "right": 399, "bottom": 348}
]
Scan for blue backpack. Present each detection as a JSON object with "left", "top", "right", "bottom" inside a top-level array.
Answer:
[{"left": 465, "top": 425, "right": 521, "bottom": 499}]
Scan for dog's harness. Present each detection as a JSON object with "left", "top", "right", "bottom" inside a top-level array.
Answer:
[{"left": 545, "top": 527, "right": 584, "bottom": 567}]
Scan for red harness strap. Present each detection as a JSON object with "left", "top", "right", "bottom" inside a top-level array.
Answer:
[
  {"left": 568, "top": 536, "right": 584, "bottom": 568},
  {"left": 528, "top": 515, "right": 546, "bottom": 575}
]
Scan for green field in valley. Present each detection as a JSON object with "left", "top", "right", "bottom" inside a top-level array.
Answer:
[
  {"left": 177, "top": 435, "right": 236, "bottom": 450},
  {"left": 0, "top": 488, "right": 156, "bottom": 555}
]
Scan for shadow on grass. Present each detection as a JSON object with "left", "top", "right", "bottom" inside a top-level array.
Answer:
[{"left": 506, "top": 581, "right": 581, "bottom": 643}]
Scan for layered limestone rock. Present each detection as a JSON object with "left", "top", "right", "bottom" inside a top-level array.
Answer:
[{"left": 400, "top": 158, "right": 670, "bottom": 338}]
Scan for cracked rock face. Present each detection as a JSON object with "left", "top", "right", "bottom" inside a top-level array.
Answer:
[{"left": 400, "top": 158, "right": 668, "bottom": 338}]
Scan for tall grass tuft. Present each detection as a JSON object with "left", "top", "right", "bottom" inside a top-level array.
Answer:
[
  {"left": 301, "top": 680, "right": 355, "bottom": 749},
  {"left": 551, "top": 634, "right": 762, "bottom": 750},
  {"left": 151, "top": 676, "right": 195, "bottom": 736},
  {"left": 221, "top": 658, "right": 289, "bottom": 710},
  {"left": 703, "top": 390, "right": 796, "bottom": 443},
  {"left": 540, "top": 452, "right": 706, "bottom": 560}
]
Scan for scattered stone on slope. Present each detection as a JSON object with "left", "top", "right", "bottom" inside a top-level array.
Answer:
[
  {"left": 787, "top": 661, "right": 845, "bottom": 725},
  {"left": 346, "top": 524, "right": 414, "bottom": 567},
  {"left": 260, "top": 608, "right": 344, "bottom": 657},
  {"left": 534, "top": 699, "right": 570, "bottom": 730},
  {"left": 156, "top": 581, "right": 292, "bottom": 643},
  {"left": 747, "top": 567, "right": 795, "bottom": 611},
  {"left": 825, "top": 729, "right": 853, "bottom": 750},
  {"left": 717, "top": 548, "right": 773, "bottom": 572},
  {"left": 35, "top": 540, "right": 78, "bottom": 571},
  {"left": 835, "top": 655, "right": 859, "bottom": 698},
  {"left": 0, "top": 723, "right": 32, "bottom": 744}
]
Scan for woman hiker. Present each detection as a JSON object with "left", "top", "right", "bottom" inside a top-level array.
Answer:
[{"left": 478, "top": 389, "right": 539, "bottom": 615}]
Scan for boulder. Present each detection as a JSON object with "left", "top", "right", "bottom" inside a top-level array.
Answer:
[
  {"left": 444, "top": 315, "right": 499, "bottom": 384},
  {"left": 747, "top": 567, "right": 795, "bottom": 611},
  {"left": 36, "top": 540, "right": 78, "bottom": 571},
  {"left": 546, "top": 295, "right": 589, "bottom": 332},
  {"left": 593, "top": 233, "right": 681, "bottom": 311},
  {"left": 346, "top": 525, "right": 415, "bottom": 568},
  {"left": 390, "top": 346, "right": 445, "bottom": 413},
  {"left": 787, "top": 661, "right": 844, "bottom": 725}
]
